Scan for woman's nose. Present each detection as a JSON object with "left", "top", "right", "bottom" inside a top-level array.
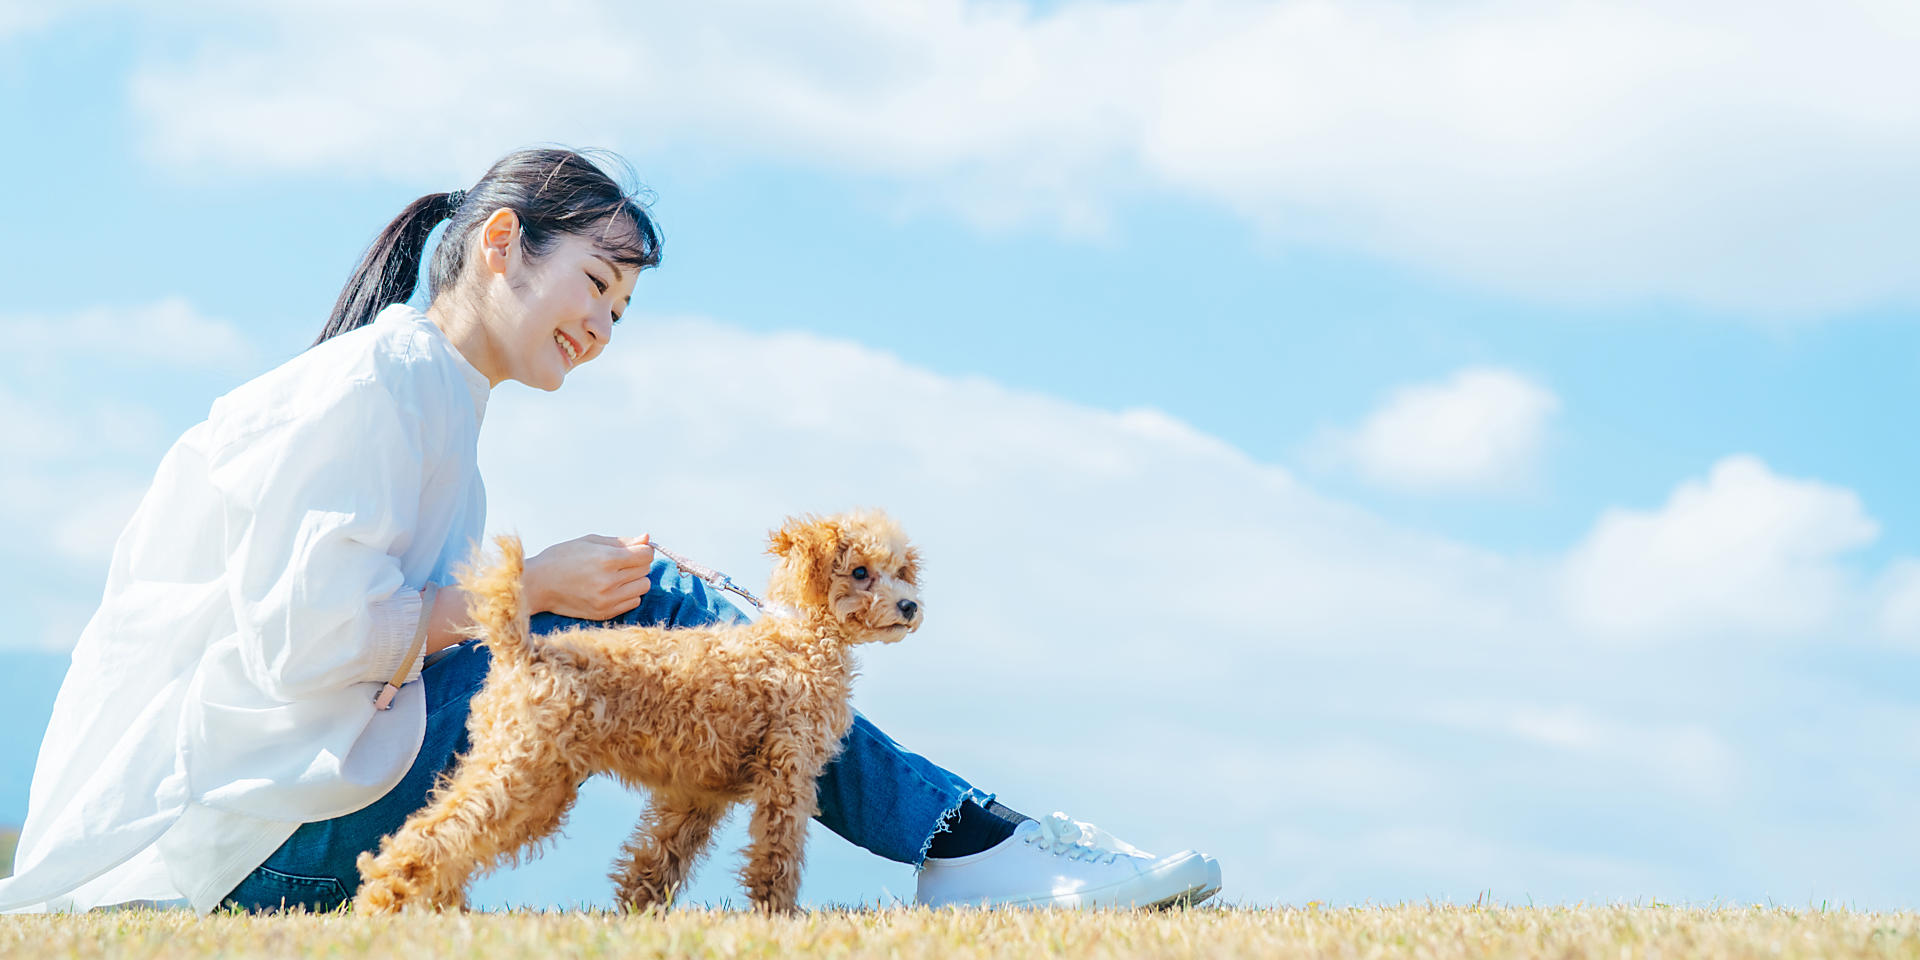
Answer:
[{"left": 586, "top": 311, "right": 613, "bottom": 347}]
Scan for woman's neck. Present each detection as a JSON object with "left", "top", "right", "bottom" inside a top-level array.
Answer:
[{"left": 425, "top": 298, "right": 506, "bottom": 387}]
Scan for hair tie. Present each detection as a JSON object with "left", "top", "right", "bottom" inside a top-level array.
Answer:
[{"left": 446, "top": 189, "right": 466, "bottom": 216}]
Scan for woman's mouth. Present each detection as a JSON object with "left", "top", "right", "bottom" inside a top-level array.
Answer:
[{"left": 554, "top": 331, "right": 582, "bottom": 367}]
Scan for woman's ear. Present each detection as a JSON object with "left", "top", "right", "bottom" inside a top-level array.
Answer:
[{"left": 479, "top": 207, "right": 521, "bottom": 278}]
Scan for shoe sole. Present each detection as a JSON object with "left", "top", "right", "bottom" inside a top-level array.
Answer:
[
  {"left": 990, "top": 851, "right": 1214, "bottom": 911},
  {"left": 917, "top": 845, "right": 1222, "bottom": 911},
  {"left": 1144, "top": 884, "right": 1210, "bottom": 909},
  {"left": 1150, "top": 855, "right": 1222, "bottom": 910}
]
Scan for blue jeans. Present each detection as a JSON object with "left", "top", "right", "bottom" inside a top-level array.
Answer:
[{"left": 220, "top": 558, "right": 993, "bottom": 913}]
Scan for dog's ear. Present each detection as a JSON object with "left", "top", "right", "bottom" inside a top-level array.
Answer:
[
  {"left": 900, "top": 544, "right": 924, "bottom": 585},
  {"left": 767, "top": 514, "right": 842, "bottom": 606}
]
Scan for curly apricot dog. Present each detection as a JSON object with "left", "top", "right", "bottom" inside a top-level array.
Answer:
[{"left": 353, "top": 510, "right": 923, "bottom": 914}]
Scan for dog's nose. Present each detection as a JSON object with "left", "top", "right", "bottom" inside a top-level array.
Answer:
[{"left": 897, "top": 599, "right": 918, "bottom": 621}]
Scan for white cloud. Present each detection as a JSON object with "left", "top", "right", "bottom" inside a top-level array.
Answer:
[
  {"left": 0, "top": 300, "right": 255, "bottom": 653},
  {"left": 0, "top": 298, "right": 255, "bottom": 373},
  {"left": 477, "top": 318, "right": 1535, "bottom": 669},
  {"left": 0, "top": 385, "right": 76, "bottom": 461},
  {"left": 1314, "top": 367, "right": 1559, "bottom": 493},
  {"left": 0, "top": 390, "right": 169, "bottom": 466},
  {"left": 90, "top": 0, "right": 1920, "bottom": 313},
  {"left": 1560, "top": 455, "right": 1879, "bottom": 641},
  {"left": 1876, "top": 559, "right": 1920, "bottom": 645},
  {"left": 0, "top": 0, "right": 61, "bottom": 38},
  {"left": 49, "top": 483, "right": 149, "bottom": 564},
  {"left": 29, "top": 602, "right": 98, "bottom": 653},
  {"left": 1431, "top": 701, "right": 1739, "bottom": 802},
  {"left": 1299, "top": 826, "right": 1660, "bottom": 904}
]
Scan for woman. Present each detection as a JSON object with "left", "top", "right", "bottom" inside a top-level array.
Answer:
[{"left": 0, "top": 147, "right": 1221, "bottom": 914}]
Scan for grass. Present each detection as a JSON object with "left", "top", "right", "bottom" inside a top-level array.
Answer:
[{"left": 3, "top": 903, "right": 1918, "bottom": 959}]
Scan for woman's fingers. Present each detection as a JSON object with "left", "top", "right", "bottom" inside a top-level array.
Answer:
[
  {"left": 524, "top": 533, "right": 656, "bottom": 618},
  {"left": 616, "top": 571, "right": 653, "bottom": 609},
  {"left": 587, "top": 573, "right": 651, "bottom": 620}
]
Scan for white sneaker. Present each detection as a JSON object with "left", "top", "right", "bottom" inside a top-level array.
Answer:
[
  {"left": 1077, "top": 819, "right": 1222, "bottom": 907},
  {"left": 1077, "top": 819, "right": 1222, "bottom": 906},
  {"left": 915, "top": 811, "right": 1215, "bottom": 909},
  {"left": 1193, "top": 854, "right": 1223, "bottom": 905}
]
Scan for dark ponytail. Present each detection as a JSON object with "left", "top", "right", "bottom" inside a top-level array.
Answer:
[
  {"left": 313, "top": 192, "right": 461, "bottom": 346},
  {"left": 313, "top": 147, "right": 663, "bottom": 347}
]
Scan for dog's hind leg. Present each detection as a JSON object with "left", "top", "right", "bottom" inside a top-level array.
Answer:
[
  {"left": 611, "top": 795, "right": 727, "bottom": 912},
  {"left": 354, "top": 731, "right": 582, "bottom": 913}
]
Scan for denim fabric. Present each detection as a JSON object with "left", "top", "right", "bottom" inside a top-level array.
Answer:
[{"left": 219, "top": 558, "right": 988, "bottom": 913}]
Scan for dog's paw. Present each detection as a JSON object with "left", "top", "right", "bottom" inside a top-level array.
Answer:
[
  {"left": 749, "top": 896, "right": 802, "bottom": 917},
  {"left": 353, "top": 852, "right": 415, "bottom": 915},
  {"left": 613, "top": 880, "right": 673, "bottom": 915},
  {"left": 352, "top": 879, "right": 405, "bottom": 915}
]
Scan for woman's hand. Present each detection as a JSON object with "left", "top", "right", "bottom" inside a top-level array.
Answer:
[{"left": 523, "top": 534, "right": 656, "bottom": 620}]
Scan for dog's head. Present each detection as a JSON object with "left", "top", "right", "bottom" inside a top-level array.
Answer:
[{"left": 766, "top": 509, "right": 923, "bottom": 643}]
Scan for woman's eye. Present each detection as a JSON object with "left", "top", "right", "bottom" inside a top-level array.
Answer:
[
  {"left": 587, "top": 272, "right": 608, "bottom": 294},
  {"left": 852, "top": 566, "right": 869, "bottom": 581}
]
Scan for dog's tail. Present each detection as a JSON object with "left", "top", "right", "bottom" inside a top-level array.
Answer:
[{"left": 456, "top": 534, "right": 533, "bottom": 666}]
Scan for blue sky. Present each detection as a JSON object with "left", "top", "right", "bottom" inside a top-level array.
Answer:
[{"left": 3, "top": 0, "right": 1918, "bottom": 911}]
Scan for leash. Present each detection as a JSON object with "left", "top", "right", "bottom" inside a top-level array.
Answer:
[
  {"left": 375, "top": 540, "right": 767, "bottom": 711},
  {"left": 645, "top": 541, "right": 767, "bottom": 611}
]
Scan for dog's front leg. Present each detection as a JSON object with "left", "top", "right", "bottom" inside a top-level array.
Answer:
[
  {"left": 737, "top": 742, "right": 819, "bottom": 914},
  {"left": 611, "top": 796, "right": 728, "bottom": 912}
]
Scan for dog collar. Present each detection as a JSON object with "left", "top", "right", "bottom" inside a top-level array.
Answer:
[{"left": 756, "top": 602, "right": 804, "bottom": 621}]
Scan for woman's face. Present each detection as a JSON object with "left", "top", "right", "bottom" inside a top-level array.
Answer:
[{"left": 476, "top": 209, "right": 639, "bottom": 391}]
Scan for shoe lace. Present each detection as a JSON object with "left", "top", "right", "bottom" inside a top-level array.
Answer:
[{"left": 1022, "top": 811, "right": 1126, "bottom": 865}]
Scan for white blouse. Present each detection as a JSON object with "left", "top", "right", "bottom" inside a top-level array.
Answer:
[{"left": 0, "top": 304, "right": 489, "bottom": 915}]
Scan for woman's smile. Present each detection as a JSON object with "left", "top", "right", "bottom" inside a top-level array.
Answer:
[{"left": 554, "top": 329, "right": 583, "bottom": 367}]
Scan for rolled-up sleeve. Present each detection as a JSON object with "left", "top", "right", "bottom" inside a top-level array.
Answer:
[
  {"left": 365, "top": 588, "right": 428, "bottom": 687},
  {"left": 207, "top": 381, "right": 428, "bottom": 703}
]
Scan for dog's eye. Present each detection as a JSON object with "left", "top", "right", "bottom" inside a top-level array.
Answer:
[{"left": 851, "top": 566, "right": 869, "bottom": 581}]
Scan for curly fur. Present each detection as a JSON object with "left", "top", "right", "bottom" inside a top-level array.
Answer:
[{"left": 353, "top": 509, "right": 923, "bottom": 915}]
